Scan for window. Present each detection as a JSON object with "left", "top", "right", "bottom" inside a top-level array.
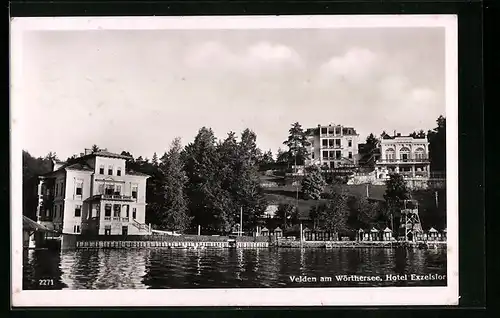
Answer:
[
  {"left": 117, "top": 168, "right": 122, "bottom": 176},
  {"left": 105, "top": 204, "right": 112, "bottom": 217},
  {"left": 104, "top": 225, "right": 111, "bottom": 235},
  {"left": 335, "top": 139, "right": 341, "bottom": 148},
  {"left": 54, "top": 205, "right": 58, "bottom": 218},
  {"left": 115, "top": 185, "right": 122, "bottom": 195},
  {"left": 311, "top": 153, "right": 315, "bottom": 159},
  {"left": 123, "top": 205, "right": 129, "bottom": 217},
  {"left": 105, "top": 185, "right": 114, "bottom": 195},
  {"left": 108, "top": 165, "right": 113, "bottom": 175},
  {"left": 400, "top": 147, "right": 410, "bottom": 161},
  {"left": 73, "top": 225, "right": 81, "bottom": 233},
  {"left": 348, "top": 152, "right": 353, "bottom": 159},
  {"left": 132, "top": 208, "right": 137, "bottom": 219},
  {"left": 328, "top": 139, "right": 334, "bottom": 148},
  {"left": 322, "top": 139, "right": 328, "bottom": 147},
  {"left": 113, "top": 204, "right": 121, "bottom": 217},
  {"left": 132, "top": 186, "right": 138, "bottom": 199},
  {"left": 75, "top": 204, "right": 82, "bottom": 217},
  {"left": 335, "top": 127, "right": 341, "bottom": 135},
  {"left": 322, "top": 151, "right": 328, "bottom": 160},
  {"left": 385, "top": 148, "right": 395, "bottom": 161},
  {"left": 99, "top": 165, "right": 105, "bottom": 174},
  {"left": 76, "top": 181, "right": 83, "bottom": 196},
  {"left": 336, "top": 151, "right": 342, "bottom": 159},
  {"left": 348, "top": 140, "right": 352, "bottom": 147},
  {"left": 98, "top": 184, "right": 104, "bottom": 194},
  {"left": 55, "top": 183, "right": 59, "bottom": 196},
  {"left": 415, "top": 148, "right": 425, "bottom": 160},
  {"left": 321, "top": 127, "right": 327, "bottom": 135},
  {"left": 329, "top": 151, "right": 335, "bottom": 159}
]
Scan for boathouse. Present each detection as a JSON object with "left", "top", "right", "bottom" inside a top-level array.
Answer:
[{"left": 23, "top": 216, "right": 52, "bottom": 249}]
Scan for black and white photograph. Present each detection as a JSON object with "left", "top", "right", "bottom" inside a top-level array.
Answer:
[{"left": 11, "top": 15, "right": 458, "bottom": 306}]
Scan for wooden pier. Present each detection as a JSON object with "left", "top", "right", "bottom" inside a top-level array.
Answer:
[{"left": 75, "top": 240, "right": 269, "bottom": 249}]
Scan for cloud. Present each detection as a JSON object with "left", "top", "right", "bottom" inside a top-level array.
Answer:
[
  {"left": 184, "top": 41, "right": 303, "bottom": 71},
  {"left": 320, "top": 47, "right": 378, "bottom": 83}
]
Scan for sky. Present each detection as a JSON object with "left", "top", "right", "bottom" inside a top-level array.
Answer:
[{"left": 20, "top": 27, "right": 446, "bottom": 160}]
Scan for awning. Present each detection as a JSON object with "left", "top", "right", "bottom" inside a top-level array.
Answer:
[{"left": 23, "top": 216, "right": 53, "bottom": 232}]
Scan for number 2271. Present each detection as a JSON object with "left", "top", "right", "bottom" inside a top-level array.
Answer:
[{"left": 38, "top": 279, "right": 54, "bottom": 286}]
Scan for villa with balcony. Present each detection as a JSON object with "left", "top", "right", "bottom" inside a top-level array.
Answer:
[
  {"left": 36, "top": 148, "right": 151, "bottom": 237},
  {"left": 305, "top": 124, "right": 360, "bottom": 170},
  {"left": 374, "top": 133, "right": 430, "bottom": 181}
]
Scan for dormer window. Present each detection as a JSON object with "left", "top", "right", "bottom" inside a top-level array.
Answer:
[{"left": 108, "top": 165, "right": 113, "bottom": 175}]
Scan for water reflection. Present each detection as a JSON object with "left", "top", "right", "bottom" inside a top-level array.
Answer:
[{"left": 23, "top": 247, "right": 447, "bottom": 290}]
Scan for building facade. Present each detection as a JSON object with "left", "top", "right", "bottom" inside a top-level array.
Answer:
[
  {"left": 305, "top": 124, "right": 360, "bottom": 169},
  {"left": 37, "top": 149, "right": 150, "bottom": 236},
  {"left": 374, "top": 134, "right": 430, "bottom": 180}
]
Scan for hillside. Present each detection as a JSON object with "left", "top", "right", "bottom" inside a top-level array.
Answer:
[{"left": 260, "top": 174, "right": 446, "bottom": 229}]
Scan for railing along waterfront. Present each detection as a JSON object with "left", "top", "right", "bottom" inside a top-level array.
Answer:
[{"left": 376, "top": 158, "right": 429, "bottom": 163}]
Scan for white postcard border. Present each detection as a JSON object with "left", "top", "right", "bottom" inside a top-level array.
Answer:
[{"left": 10, "top": 14, "right": 459, "bottom": 307}]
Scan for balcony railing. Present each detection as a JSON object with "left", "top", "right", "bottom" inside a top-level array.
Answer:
[
  {"left": 90, "top": 194, "right": 134, "bottom": 201},
  {"left": 320, "top": 145, "right": 342, "bottom": 149},
  {"left": 103, "top": 216, "right": 130, "bottom": 222},
  {"left": 376, "top": 158, "right": 429, "bottom": 163}
]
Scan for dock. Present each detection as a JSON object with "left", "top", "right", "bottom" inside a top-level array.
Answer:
[{"left": 75, "top": 240, "right": 269, "bottom": 249}]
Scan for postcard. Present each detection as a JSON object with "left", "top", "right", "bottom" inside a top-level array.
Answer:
[{"left": 11, "top": 14, "right": 458, "bottom": 306}]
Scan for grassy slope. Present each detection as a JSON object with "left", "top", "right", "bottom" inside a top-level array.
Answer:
[{"left": 261, "top": 174, "right": 445, "bottom": 229}]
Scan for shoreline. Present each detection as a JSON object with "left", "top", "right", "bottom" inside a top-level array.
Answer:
[{"left": 68, "top": 239, "right": 446, "bottom": 250}]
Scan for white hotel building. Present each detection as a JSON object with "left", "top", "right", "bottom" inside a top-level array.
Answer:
[
  {"left": 37, "top": 149, "right": 151, "bottom": 236},
  {"left": 374, "top": 133, "right": 431, "bottom": 180},
  {"left": 305, "top": 124, "right": 360, "bottom": 169}
]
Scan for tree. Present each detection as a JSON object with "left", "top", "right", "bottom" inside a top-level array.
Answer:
[
  {"left": 409, "top": 130, "right": 426, "bottom": 139},
  {"left": 283, "top": 122, "right": 311, "bottom": 166},
  {"left": 276, "top": 203, "right": 296, "bottom": 228},
  {"left": 366, "top": 133, "right": 379, "bottom": 149},
  {"left": 235, "top": 129, "right": 267, "bottom": 231},
  {"left": 427, "top": 115, "right": 446, "bottom": 173},
  {"left": 316, "top": 187, "right": 350, "bottom": 234},
  {"left": 23, "top": 151, "right": 53, "bottom": 220},
  {"left": 276, "top": 148, "right": 290, "bottom": 166},
  {"left": 158, "top": 138, "right": 192, "bottom": 232},
  {"left": 351, "top": 196, "right": 380, "bottom": 229},
  {"left": 240, "top": 128, "right": 260, "bottom": 165},
  {"left": 91, "top": 144, "right": 100, "bottom": 153},
  {"left": 152, "top": 152, "right": 159, "bottom": 166},
  {"left": 383, "top": 173, "right": 411, "bottom": 227},
  {"left": 301, "top": 166, "right": 326, "bottom": 200},
  {"left": 258, "top": 149, "right": 275, "bottom": 168},
  {"left": 183, "top": 127, "right": 221, "bottom": 232}
]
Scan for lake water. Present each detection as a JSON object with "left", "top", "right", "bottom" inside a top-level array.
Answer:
[{"left": 23, "top": 247, "right": 447, "bottom": 290}]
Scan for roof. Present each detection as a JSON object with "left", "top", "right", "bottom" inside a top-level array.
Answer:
[
  {"left": 65, "top": 162, "right": 94, "bottom": 171},
  {"left": 92, "top": 150, "right": 133, "bottom": 160},
  {"left": 126, "top": 170, "right": 150, "bottom": 177},
  {"left": 23, "top": 216, "right": 53, "bottom": 232}
]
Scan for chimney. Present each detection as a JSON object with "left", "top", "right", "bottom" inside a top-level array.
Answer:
[
  {"left": 397, "top": 133, "right": 401, "bottom": 137},
  {"left": 80, "top": 152, "right": 85, "bottom": 157},
  {"left": 52, "top": 160, "right": 65, "bottom": 171},
  {"left": 85, "top": 148, "right": 93, "bottom": 155},
  {"left": 393, "top": 130, "right": 396, "bottom": 137}
]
